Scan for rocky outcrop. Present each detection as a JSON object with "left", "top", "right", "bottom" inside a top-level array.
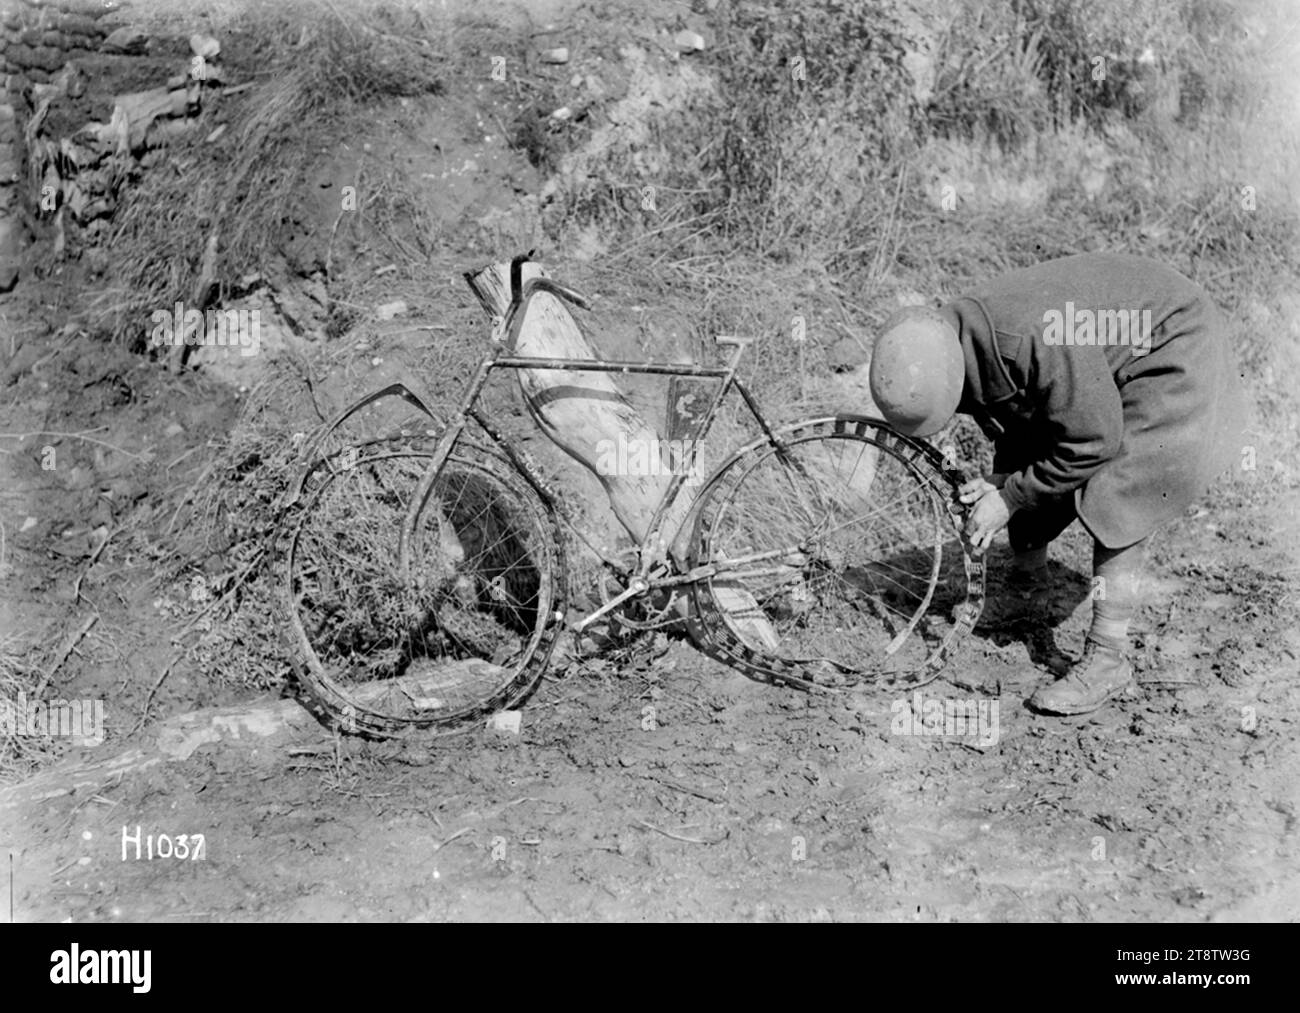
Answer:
[
  {"left": 0, "top": 1, "right": 232, "bottom": 294},
  {"left": 1, "top": 0, "right": 119, "bottom": 290}
]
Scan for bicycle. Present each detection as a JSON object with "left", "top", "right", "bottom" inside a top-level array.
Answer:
[{"left": 277, "top": 257, "right": 985, "bottom": 736}]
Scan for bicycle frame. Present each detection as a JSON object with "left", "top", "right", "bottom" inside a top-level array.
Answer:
[
  {"left": 290, "top": 270, "right": 960, "bottom": 644},
  {"left": 287, "top": 265, "right": 982, "bottom": 702},
  {"left": 396, "top": 328, "right": 792, "bottom": 601}
]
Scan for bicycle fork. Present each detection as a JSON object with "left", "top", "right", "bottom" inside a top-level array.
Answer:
[
  {"left": 397, "top": 417, "right": 467, "bottom": 587},
  {"left": 396, "top": 354, "right": 501, "bottom": 584}
]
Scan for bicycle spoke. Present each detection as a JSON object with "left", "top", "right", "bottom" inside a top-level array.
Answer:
[
  {"left": 283, "top": 431, "right": 564, "bottom": 735},
  {"left": 690, "top": 419, "right": 980, "bottom": 688}
]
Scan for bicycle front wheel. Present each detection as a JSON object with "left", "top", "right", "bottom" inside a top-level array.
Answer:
[
  {"left": 281, "top": 433, "right": 566, "bottom": 735},
  {"left": 687, "top": 416, "right": 983, "bottom": 690}
]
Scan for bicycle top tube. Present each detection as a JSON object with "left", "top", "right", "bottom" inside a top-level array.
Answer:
[{"left": 489, "top": 355, "right": 733, "bottom": 379}]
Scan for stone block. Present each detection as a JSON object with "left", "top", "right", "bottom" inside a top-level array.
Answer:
[
  {"left": 10, "top": 42, "right": 64, "bottom": 72},
  {"left": 58, "top": 14, "right": 104, "bottom": 40},
  {"left": 61, "top": 0, "right": 117, "bottom": 19}
]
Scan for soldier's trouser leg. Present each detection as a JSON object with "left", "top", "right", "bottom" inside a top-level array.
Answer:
[
  {"left": 1088, "top": 537, "right": 1148, "bottom": 652},
  {"left": 1006, "top": 493, "right": 1078, "bottom": 579}
]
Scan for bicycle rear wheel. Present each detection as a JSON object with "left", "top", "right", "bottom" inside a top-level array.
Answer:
[
  {"left": 281, "top": 432, "right": 566, "bottom": 735},
  {"left": 687, "top": 416, "right": 982, "bottom": 690}
]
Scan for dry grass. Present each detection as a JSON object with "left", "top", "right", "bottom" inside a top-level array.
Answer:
[
  {"left": 149, "top": 355, "right": 350, "bottom": 693},
  {"left": 0, "top": 635, "right": 60, "bottom": 784},
  {"left": 96, "top": 0, "right": 448, "bottom": 346}
]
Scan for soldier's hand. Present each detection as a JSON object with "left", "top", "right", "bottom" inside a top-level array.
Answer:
[
  {"left": 959, "top": 477, "right": 997, "bottom": 503},
  {"left": 965, "top": 488, "right": 1012, "bottom": 554},
  {"left": 959, "top": 473, "right": 1009, "bottom": 504}
]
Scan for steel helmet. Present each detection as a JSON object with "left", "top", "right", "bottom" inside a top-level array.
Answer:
[{"left": 868, "top": 306, "right": 963, "bottom": 437}]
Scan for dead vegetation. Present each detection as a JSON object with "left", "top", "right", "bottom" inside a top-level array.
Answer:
[
  {"left": 0, "top": 634, "right": 55, "bottom": 782},
  {"left": 4, "top": 0, "right": 1299, "bottom": 776},
  {"left": 92, "top": 0, "right": 447, "bottom": 345}
]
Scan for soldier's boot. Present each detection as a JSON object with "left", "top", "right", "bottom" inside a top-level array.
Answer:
[{"left": 1027, "top": 636, "right": 1134, "bottom": 715}]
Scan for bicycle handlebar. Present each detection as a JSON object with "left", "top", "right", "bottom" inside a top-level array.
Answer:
[{"left": 532, "top": 278, "right": 592, "bottom": 310}]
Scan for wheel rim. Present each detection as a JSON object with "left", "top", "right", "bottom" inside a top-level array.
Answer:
[
  {"left": 283, "top": 437, "right": 562, "bottom": 732},
  {"left": 691, "top": 417, "right": 982, "bottom": 687}
]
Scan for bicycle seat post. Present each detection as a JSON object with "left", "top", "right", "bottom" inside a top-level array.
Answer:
[{"left": 714, "top": 334, "right": 755, "bottom": 373}]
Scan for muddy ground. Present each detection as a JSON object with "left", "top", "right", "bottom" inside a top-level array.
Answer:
[
  {"left": 3, "top": 284, "right": 1296, "bottom": 921},
  {"left": 2, "top": 1, "right": 1298, "bottom": 923}
]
